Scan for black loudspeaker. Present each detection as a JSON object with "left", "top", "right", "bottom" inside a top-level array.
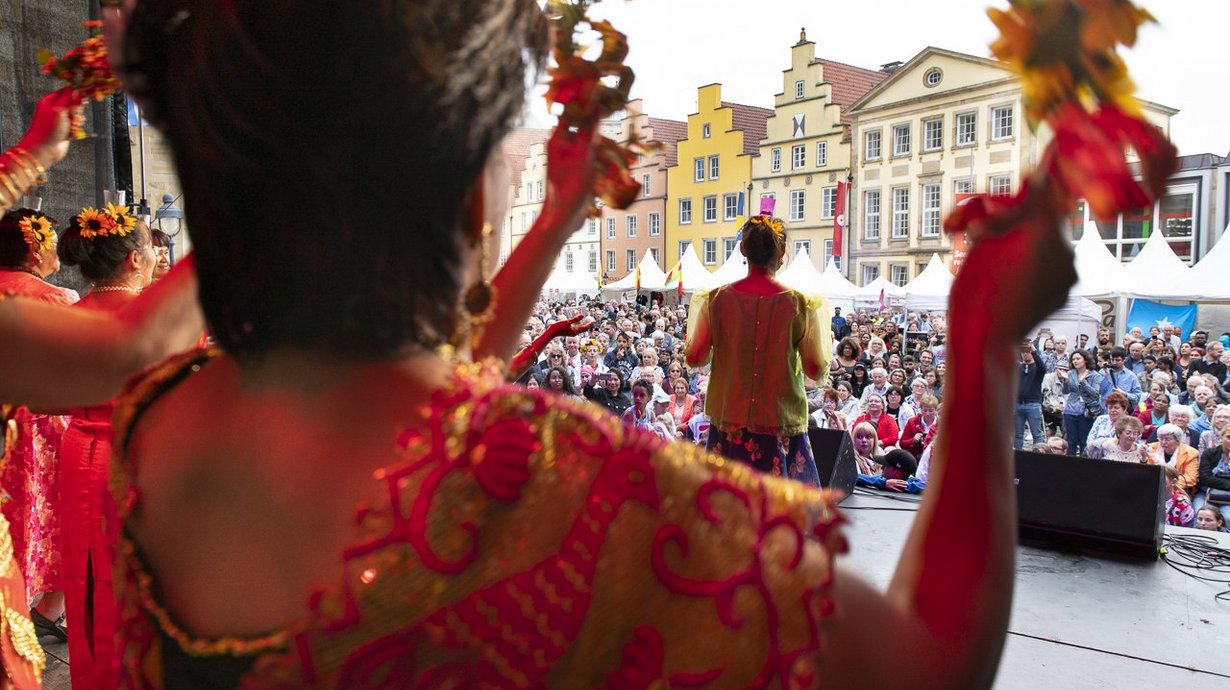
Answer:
[
  {"left": 809, "top": 427, "right": 857, "bottom": 501},
  {"left": 1014, "top": 451, "right": 1166, "bottom": 560}
]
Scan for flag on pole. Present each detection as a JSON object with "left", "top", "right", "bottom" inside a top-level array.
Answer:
[
  {"left": 737, "top": 190, "right": 746, "bottom": 217},
  {"left": 1126, "top": 299, "right": 1197, "bottom": 339},
  {"left": 878, "top": 287, "right": 886, "bottom": 310},
  {"left": 634, "top": 265, "right": 641, "bottom": 292},
  {"left": 665, "top": 258, "right": 684, "bottom": 299},
  {"left": 833, "top": 181, "right": 848, "bottom": 258}
]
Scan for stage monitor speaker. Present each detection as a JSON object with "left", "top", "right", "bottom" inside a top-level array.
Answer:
[
  {"left": 1014, "top": 450, "right": 1166, "bottom": 560},
  {"left": 809, "top": 427, "right": 857, "bottom": 501}
]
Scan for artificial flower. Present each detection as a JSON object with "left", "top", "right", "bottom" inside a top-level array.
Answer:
[
  {"left": 37, "top": 20, "right": 119, "bottom": 139},
  {"left": 18, "top": 215, "right": 55, "bottom": 253},
  {"left": 76, "top": 207, "right": 113, "bottom": 239}
]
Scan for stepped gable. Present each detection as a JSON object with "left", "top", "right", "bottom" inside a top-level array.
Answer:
[
  {"left": 812, "top": 58, "right": 890, "bottom": 124},
  {"left": 721, "top": 102, "right": 774, "bottom": 155}
]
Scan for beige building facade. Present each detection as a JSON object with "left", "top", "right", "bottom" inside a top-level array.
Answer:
[{"left": 753, "top": 31, "right": 887, "bottom": 271}]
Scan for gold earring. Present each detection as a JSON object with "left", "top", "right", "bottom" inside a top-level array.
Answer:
[{"left": 462, "top": 223, "right": 497, "bottom": 324}]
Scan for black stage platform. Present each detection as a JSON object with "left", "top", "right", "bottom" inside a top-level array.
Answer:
[{"left": 840, "top": 490, "right": 1230, "bottom": 689}]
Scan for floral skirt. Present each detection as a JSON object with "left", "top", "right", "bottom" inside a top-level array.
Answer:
[
  {"left": 1, "top": 408, "right": 69, "bottom": 599},
  {"left": 705, "top": 427, "right": 821, "bottom": 488}
]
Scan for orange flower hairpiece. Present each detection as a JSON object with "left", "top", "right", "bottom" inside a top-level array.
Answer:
[
  {"left": 546, "top": 1, "right": 656, "bottom": 214},
  {"left": 18, "top": 214, "right": 55, "bottom": 253},
  {"left": 749, "top": 215, "right": 786, "bottom": 240},
  {"left": 37, "top": 20, "right": 119, "bottom": 139},
  {"left": 76, "top": 203, "right": 136, "bottom": 240}
]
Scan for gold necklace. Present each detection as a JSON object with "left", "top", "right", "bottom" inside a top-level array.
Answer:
[{"left": 91, "top": 285, "right": 142, "bottom": 294}]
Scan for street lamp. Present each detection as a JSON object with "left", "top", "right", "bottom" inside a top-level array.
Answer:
[{"left": 154, "top": 193, "right": 185, "bottom": 262}]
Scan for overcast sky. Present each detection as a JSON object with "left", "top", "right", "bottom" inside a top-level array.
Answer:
[{"left": 528, "top": 0, "right": 1226, "bottom": 157}]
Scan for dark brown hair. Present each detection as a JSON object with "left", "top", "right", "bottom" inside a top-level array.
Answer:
[{"left": 121, "top": 0, "right": 548, "bottom": 361}]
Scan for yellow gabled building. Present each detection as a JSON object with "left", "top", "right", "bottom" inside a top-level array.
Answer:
[{"left": 665, "top": 84, "right": 771, "bottom": 269}]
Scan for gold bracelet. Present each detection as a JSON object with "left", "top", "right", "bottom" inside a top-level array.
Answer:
[
  {"left": 0, "top": 183, "right": 13, "bottom": 209},
  {"left": 9, "top": 148, "right": 47, "bottom": 186},
  {"left": 0, "top": 173, "right": 22, "bottom": 205}
]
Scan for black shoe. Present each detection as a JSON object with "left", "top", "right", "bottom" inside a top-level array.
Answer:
[{"left": 30, "top": 609, "right": 67, "bottom": 643}]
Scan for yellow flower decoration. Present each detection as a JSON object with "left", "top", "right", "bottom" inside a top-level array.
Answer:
[
  {"left": 77, "top": 204, "right": 135, "bottom": 239},
  {"left": 987, "top": 0, "right": 1154, "bottom": 126},
  {"left": 18, "top": 215, "right": 55, "bottom": 253},
  {"left": 749, "top": 215, "right": 786, "bottom": 240}
]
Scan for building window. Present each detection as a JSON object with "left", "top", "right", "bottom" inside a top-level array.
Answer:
[
  {"left": 693, "top": 158, "right": 705, "bottom": 182},
  {"left": 626, "top": 249, "right": 637, "bottom": 271},
  {"left": 789, "top": 189, "right": 806, "bottom": 222},
  {"left": 679, "top": 198, "right": 692, "bottom": 224},
  {"left": 862, "top": 264, "right": 880, "bottom": 285},
  {"left": 649, "top": 247, "right": 660, "bottom": 264},
  {"left": 708, "top": 155, "right": 720, "bottom": 180},
  {"left": 794, "top": 240, "right": 811, "bottom": 257},
  {"left": 954, "top": 178, "right": 974, "bottom": 195},
  {"left": 606, "top": 217, "right": 616, "bottom": 239},
  {"left": 821, "top": 186, "right": 837, "bottom": 219},
  {"left": 702, "top": 195, "right": 718, "bottom": 223},
  {"left": 865, "top": 130, "right": 882, "bottom": 160},
  {"left": 956, "top": 112, "right": 977, "bottom": 146},
  {"left": 991, "top": 105, "right": 1015, "bottom": 140},
  {"left": 536, "top": 180, "right": 544, "bottom": 201},
  {"left": 723, "top": 194, "right": 739, "bottom": 221},
  {"left": 606, "top": 250, "right": 615, "bottom": 272},
  {"left": 989, "top": 174, "right": 1013, "bottom": 197},
  {"left": 823, "top": 239, "right": 840, "bottom": 269},
  {"left": 525, "top": 183, "right": 533, "bottom": 201},
  {"left": 792, "top": 144, "right": 806, "bottom": 170},
  {"left": 565, "top": 253, "right": 574, "bottom": 272},
  {"left": 588, "top": 251, "right": 597, "bottom": 273},
  {"left": 679, "top": 241, "right": 691, "bottom": 260},
  {"left": 923, "top": 118, "right": 943, "bottom": 151},
  {"left": 626, "top": 215, "right": 638, "bottom": 238},
  {"left": 771, "top": 148, "right": 782, "bottom": 173},
  {"left": 924, "top": 68, "right": 943, "bottom": 87},
  {"left": 723, "top": 238, "right": 737, "bottom": 261},
  {"left": 816, "top": 141, "right": 828, "bottom": 167},
  {"left": 702, "top": 123, "right": 712, "bottom": 139},
  {"left": 587, "top": 218, "right": 597, "bottom": 236},
  {"left": 863, "top": 189, "right": 881, "bottom": 240},
  {"left": 890, "top": 264, "right": 909, "bottom": 287},
  {"left": 892, "top": 123, "right": 911, "bottom": 157},
  {"left": 891, "top": 187, "right": 910, "bottom": 239},
  {"left": 795, "top": 80, "right": 805, "bottom": 100},
  {"left": 520, "top": 212, "right": 528, "bottom": 233},
  {"left": 648, "top": 212, "right": 661, "bottom": 237},
  {"left": 1158, "top": 186, "right": 1196, "bottom": 263},
  {"left": 703, "top": 239, "right": 718, "bottom": 265},
  {"left": 921, "top": 183, "right": 941, "bottom": 237},
  {"left": 642, "top": 173, "right": 651, "bottom": 197}
]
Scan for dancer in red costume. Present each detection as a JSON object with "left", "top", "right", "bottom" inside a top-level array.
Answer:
[{"left": 56, "top": 205, "right": 157, "bottom": 690}]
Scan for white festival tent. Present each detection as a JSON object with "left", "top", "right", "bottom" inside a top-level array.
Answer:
[
  {"left": 776, "top": 249, "right": 856, "bottom": 311},
  {"left": 853, "top": 275, "right": 906, "bottom": 307},
  {"left": 1071, "top": 222, "right": 1127, "bottom": 298},
  {"left": 1187, "top": 225, "right": 1230, "bottom": 301},
  {"left": 600, "top": 250, "right": 669, "bottom": 293},
  {"left": 815, "top": 260, "right": 860, "bottom": 303},
  {"left": 775, "top": 247, "right": 824, "bottom": 293},
  {"left": 676, "top": 244, "right": 722, "bottom": 292},
  {"left": 710, "top": 251, "right": 749, "bottom": 286},
  {"left": 541, "top": 258, "right": 599, "bottom": 294},
  {"left": 1119, "top": 228, "right": 1196, "bottom": 301},
  {"left": 901, "top": 253, "right": 954, "bottom": 311}
]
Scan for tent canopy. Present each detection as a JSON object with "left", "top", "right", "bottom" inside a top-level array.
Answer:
[
  {"left": 815, "top": 260, "right": 859, "bottom": 299},
  {"left": 601, "top": 250, "right": 668, "bottom": 292},
  {"left": 675, "top": 244, "right": 721, "bottom": 292},
  {"left": 853, "top": 275, "right": 906, "bottom": 305},
  {"left": 542, "top": 257, "right": 599, "bottom": 293},
  {"left": 902, "top": 254, "right": 954, "bottom": 310},
  {"left": 1179, "top": 223, "right": 1230, "bottom": 302},
  {"left": 1119, "top": 228, "right": 1194, "bottom": 300},
  {"left": 1070, "top": 221, "right": 1127, "bottom": 298},
  {"left": 776, "top": 247, "right": 826, "bottom": 293},
  {"left": 710, "top": 250, "right": 749, "bottom": 286}
]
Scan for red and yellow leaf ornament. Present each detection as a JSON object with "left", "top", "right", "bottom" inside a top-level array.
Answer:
[
  {"left": 948, "top": 0, "right": 1176, "bottom": 248},
  {"left": 546, "top": 1, "right": 654, "bottom": 213},
  {"left": 37, "top": 20, "right": 120, "bottom": 139}
]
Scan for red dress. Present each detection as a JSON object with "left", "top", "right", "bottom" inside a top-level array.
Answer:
[{"left": 0, "top": 270, "right": 78, "bottom": 602}]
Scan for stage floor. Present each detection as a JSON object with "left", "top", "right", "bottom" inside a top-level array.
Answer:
[{"left": 839, "top": 490, "right": 1230, "bottom": 689}]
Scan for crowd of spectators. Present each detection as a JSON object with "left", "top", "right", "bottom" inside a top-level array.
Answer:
[{"left": 515, "top": 295, "right": 1230, "bottom": 524}]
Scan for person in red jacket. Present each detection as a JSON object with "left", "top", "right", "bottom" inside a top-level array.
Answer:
[
  {"left": 900, "top": 394, "right": 940, "bottom": 461},
  {"left": 852, "top": 391, "right": 901, "bottom": 450}
]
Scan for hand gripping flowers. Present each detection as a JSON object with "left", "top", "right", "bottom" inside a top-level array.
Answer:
[
  {"left": 37, "top": 20, "right": 120, "bottom": 139},
  {"left": 75, "top": 203, "right": 137, "bottom": 240},
  {"left": 545, "top": 1, "right": 654, "bottom": 213}
]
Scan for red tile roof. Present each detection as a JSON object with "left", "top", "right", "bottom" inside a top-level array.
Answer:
[
  {"left": 645, "top": 117, "right": 687, "bottom": 166},
  {"left": 722, "top": 102, "right": 774, "bottom": 156},
  {"left": 503, "top": 128, "right": 551, "bottom": 190},
  {"left": 811, "top": 58, "right": 890, "bottom": 124}
]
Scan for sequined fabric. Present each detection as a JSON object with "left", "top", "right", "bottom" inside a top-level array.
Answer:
[
  {"left": 112, "top": 351, "right": 846, "bottom": 689},
  {"left": 1, "top": 408, "right": 69, "bottom": 600}
]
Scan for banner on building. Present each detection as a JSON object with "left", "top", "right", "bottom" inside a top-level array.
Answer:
[{"left": 833, "top": 181, "right": 848, "bottom": 258}]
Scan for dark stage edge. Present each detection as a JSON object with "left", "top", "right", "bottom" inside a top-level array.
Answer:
[{"left": 839, "top": 490, "right": 1230, "bottom": 689}]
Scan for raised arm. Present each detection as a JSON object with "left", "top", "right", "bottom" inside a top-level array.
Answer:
[
  {"left": 820, "top": 175, "right": 1075, "bottom": 689},
  {"left": 0, "top": 256, "right": 204, "bottom": 407},
  {"left": 0, "top": 88, "right": 78, "bottom": 215}
]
